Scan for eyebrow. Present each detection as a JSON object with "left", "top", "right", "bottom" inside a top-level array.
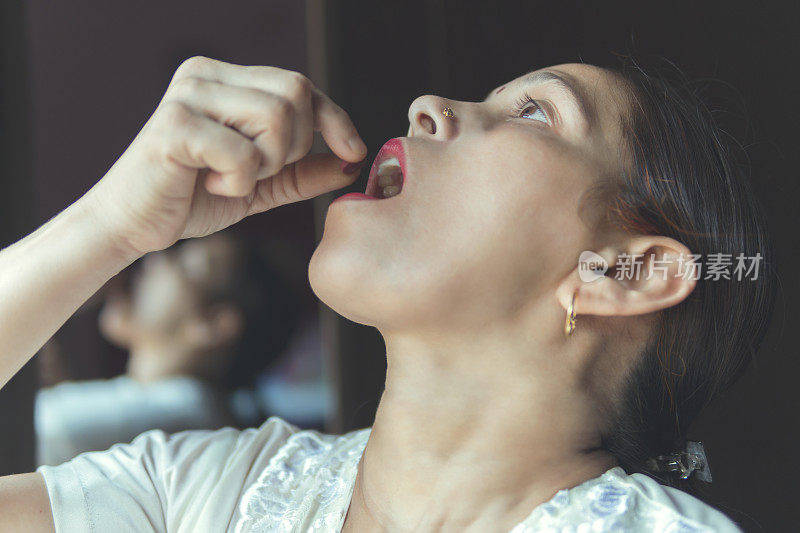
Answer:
[{"left": 487, "top": 70, "right": 594, "bottom": 129}]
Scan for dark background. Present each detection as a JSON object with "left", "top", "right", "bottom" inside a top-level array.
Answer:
[{"left": 2, "top": 0, "right": 798, "bottom": 530}]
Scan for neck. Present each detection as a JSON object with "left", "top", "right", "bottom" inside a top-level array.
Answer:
[
  {"left": 126, "top": 342, "right": 224, "bottom": 384},
  {"left": 341, "top": 325, "right": 617, "bottom": 533}
]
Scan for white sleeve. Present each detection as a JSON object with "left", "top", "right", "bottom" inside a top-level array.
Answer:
[{"left": 36, "top": 417, "right": 300, "bottom": 533}]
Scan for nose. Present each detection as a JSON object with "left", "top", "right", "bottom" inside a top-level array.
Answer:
[{"left": 407, "top": 95, "right": 458, "bottom": 140}]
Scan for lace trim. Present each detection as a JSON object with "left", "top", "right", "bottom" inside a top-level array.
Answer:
[
  {"left": 235, "top": 427, "right": 727, "bottom": 533},
  {"left": 235, "top": 427, "right": 370, "bottom": 533},
  {"left": 510, "top": 467, "right": 720, "bottom": 533}
]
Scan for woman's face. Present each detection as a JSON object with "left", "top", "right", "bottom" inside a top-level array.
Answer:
[
  {"left": 100, "top": 235, "right": 239, "bottom": 347},
  {"left": 309, "top": 63, "right": 631, "bottom": 331}
]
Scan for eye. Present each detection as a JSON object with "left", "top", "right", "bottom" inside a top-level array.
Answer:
[{"left": 513, "top": 92, "right": 550, "bottom": 125}]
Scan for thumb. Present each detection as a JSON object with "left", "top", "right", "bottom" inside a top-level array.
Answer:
[{"left": 247, "top": 152, "right": 367, "bottom": 214}]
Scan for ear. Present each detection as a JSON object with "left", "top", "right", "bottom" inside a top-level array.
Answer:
[
  {"left": 183, "top": 304, "right": 244, "bottom": 350},
  {"left": 557, "top": 236, "right": 698, "bottom": 317}
]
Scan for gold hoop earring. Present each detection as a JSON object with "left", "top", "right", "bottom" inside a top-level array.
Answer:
[
  {"left": 564, "top": 290, "right": 577, "bottom": 337},
  {"left": 442, "top": 107, "right": 455, "bottom": 118}
]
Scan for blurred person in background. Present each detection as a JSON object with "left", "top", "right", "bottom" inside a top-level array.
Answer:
[{"left": 35, "top": 231, "right": 299, "bottom": 465}]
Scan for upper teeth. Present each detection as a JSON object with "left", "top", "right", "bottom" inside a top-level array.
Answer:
[{"left": 376, "top": 157, "right": 403, "bottom": 198}]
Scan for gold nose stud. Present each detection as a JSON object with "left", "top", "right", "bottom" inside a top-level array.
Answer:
[{"left": 441, "top": 107, "right": 455, "bottom": 118}]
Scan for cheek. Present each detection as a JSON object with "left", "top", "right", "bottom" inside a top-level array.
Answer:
[
  {"left": 409, "top": 133, "right": 595, "bottom": 293},
  {"left": 308, "top": 131, "right": 600, "bottom": 326}
]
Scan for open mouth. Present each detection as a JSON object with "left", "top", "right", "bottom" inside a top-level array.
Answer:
[{"left": 365, "top": 138, "right": 406, "bottom": 199}]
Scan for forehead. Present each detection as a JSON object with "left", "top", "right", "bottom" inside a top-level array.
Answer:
[
  {"left": 504, "top": 63, "right": 628, "bottom": 123},
  {"left": 500, "top": 63, "right": 621, "bottom": 99}
]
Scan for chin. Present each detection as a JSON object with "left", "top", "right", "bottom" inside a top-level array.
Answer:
[
  {"left": 308, "top": 208, "right": 451, "bottom": 331},
  {"left": 309, "top": 231, "right": 436, "bottom": 331},
  {"left": 308, "top": 235, "right": 382, "bottom": 328}
]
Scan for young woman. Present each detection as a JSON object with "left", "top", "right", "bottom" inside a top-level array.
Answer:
[{"left": 0, "top": 56, "right": 774, "bottom": 532}]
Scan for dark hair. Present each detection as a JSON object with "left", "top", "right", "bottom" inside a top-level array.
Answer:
[{"left": 596, "top": 58, "right": 777, "bottom": 491}]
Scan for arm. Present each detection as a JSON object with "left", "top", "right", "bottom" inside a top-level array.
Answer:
[
  {"left": 0, "top": 200, "right": 135, "bottom": 390},
  {"left": 0, "top": 56, "right": 366, "bottom": 532},
  {"left": 0, "top": 187, "right": 137, "bottom": 533},
  {"left": 0, "top": 474, "right": 53, "bottom": 532}
]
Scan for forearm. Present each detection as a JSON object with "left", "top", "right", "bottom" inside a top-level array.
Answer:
[
  {"left": 0, "top": 198, "right": 138, "bottom": 389},
  {"left": 0, "top": 58, "right": 359, "bottom": 392}
]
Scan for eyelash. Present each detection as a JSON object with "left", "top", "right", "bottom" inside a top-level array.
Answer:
[{"left": 512, "top": 91, "right": 550, "bottom": 125}]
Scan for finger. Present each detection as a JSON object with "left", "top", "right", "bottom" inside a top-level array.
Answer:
[
  {"left": 170, "top": 58, "right": 364, "bottom": 162},
  {"left": 206, "top": 68, "right": 315, "bottom": 165},
  {"left": 167, "top": 78, "right": 295, "bottom": 179},
  {"left": 312, "top": 87, "right": 368, "bottom": 163},
  {"left": 157, "top": 102, "right": 261, "bottom": 197},
  {"left": 171, "top": 57, "right": 312, "bottom": 99},
  {"left": 246, "top": 153, "right": 366, "bottom": 214},
  {"left": 286, "top": 77, "right": 314, "bottom": 165},
  {"left": 170, "top": 57, "right": 290, "bottom": 90}
]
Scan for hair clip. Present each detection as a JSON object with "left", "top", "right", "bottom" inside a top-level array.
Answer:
[{"left": 645, "top": 441, "right": 712, "bottom": 482}]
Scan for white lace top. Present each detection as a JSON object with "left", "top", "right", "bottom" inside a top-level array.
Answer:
[{"left": 38, "top": 416, "right": 743, "bottom": 532}]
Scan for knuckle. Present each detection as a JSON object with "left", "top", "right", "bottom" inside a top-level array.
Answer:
[
  {"left": 176, "top": 55, "right": 211, "bottom": 77},
  {"left": 272, "top": 97, "right": 294, "bottom": 121},
  {"left": 255, "top": 142, "right": 285, "bottom": 176},
  {"left": 325, "top": 102, "right": 351, "bottom": 127},
  {"left": 284, "top": 73, "right": 312, "bottom": 102},
  {"left": 333, "top": 105, "right": 351, "bottom": 123},
  {"left": 263, "top": 98, "right": 293, "bottom": 132},
  {"left": 169, "top": 76, "right": 203, "bottom": 99},
  {"left": 237, "top": 143, "right": 262, "bottom": 172},
  {"left": 247, "top": 64, "right": 280, "bottom": 78},
  {"left": 157, "top": 101, "right": 193, "bottom": 130},
  {"left": 256, "top": 151, "right": 283, "bottom": 177}
]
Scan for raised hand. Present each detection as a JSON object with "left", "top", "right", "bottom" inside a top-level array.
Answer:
[{"left": 82, "top": 56, "right": 367, "bottom": 257}]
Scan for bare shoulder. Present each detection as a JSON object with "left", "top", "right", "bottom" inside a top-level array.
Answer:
[{"left": 0, "top": 472, "right": 54, "bottom": 532}]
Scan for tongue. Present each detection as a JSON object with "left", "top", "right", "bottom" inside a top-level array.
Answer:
[
  {"left": 377, "top": 167, "right": 403, "bottom": 187},
  {"left": 380, "top": 184, "right": 402, "bottom": 199},
  {"left": 376, "top": 167, "right": 403, "bottom": 198}
]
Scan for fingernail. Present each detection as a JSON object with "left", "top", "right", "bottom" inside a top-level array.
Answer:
[
  {"left": 348, "top": 136, "right": 367, "bottom": 156},
  {"left": 341, "top": 158, "right": 366, "bottom": 175}
]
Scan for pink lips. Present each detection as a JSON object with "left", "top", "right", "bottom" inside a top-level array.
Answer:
[
  {"left": 365, "top": 138, "right": 406, "bottom": 198},
  {"left": 334, "top": 192, "right": 373, "bottom": 202},
  {"left": 332, "top": 138, "right": 406, "bottom": 204}
]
